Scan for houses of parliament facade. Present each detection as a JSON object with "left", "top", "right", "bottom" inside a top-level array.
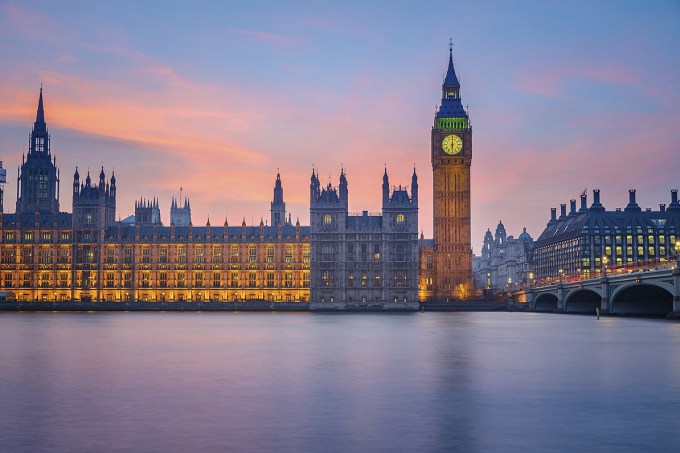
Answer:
[{"left": 0, "top": 48, "right": 473, "bottom": 304}]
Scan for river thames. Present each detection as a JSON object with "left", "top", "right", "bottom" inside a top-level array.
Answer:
[{"left": 1, "top": 312, "right": 678, "bottom": 452}]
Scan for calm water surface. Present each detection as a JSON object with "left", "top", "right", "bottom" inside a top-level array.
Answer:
[{"left": 1, "top": 312, "right": 679, "bottom": 452}]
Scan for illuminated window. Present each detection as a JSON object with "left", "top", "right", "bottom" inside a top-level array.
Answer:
[
  {"left": 124, "top": 246, "right": 133, "bottom": 264},
  {"left": 142, "top": 246, "right": 151, "bottom": 263},
  {"left": 266, "top": 246, "right": 274, "bottom": 264},
  {"left": 195, "top": 246, "right": 204, "bottom": 264},
  {"left": 40, "top": 272, "right": 50, "bottom": 288},
  {"left": 285, "top": 246, "right": 293, "bottom": 264},
  {"left": 396, "top": 213, "right": 405, "bottom": 223},
  {"left": 141, "top": 271, "right": 151, "bottom": 288},
  {"left": 249, "top": 246, "right": 257, "bottom": 264},
  {"left": 323, "top": 214, "right": 332, "bottom": 225}
]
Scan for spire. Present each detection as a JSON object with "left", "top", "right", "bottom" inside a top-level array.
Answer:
[
  {"left": 436, "top": 41, "right": 467, "bottom": 120},
  {"left": 35, "top": 85, "right": 46, "bottom": 129},
  {"left": 29, "top": 85, "right": 49, "bottom": 154},
  {"left": 444, "top": 39, "right": 460, "bottom": 87}
]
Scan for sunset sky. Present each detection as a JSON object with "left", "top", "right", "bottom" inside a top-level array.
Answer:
[{"left": 1, "top": 1, "right": 678, "bottom": 252}]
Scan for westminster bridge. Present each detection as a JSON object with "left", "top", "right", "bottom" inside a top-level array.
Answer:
[{"left": 517, "top": 263, "right": 680, "bottom": 317}]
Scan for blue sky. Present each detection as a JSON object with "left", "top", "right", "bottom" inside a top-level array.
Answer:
[{"left": 1, "top": 0, "right": 678, "bottom": 251}]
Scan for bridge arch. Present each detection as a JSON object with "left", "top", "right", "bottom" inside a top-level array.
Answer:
[
  {"left": 610, "top": 283, "right": 674, "bottom": 317},
  {"left": 565, "top": 289, "right": 602, "bottom": 314},
  {"left": 534, "top": 293, "right": 558, "bottom": 312}
]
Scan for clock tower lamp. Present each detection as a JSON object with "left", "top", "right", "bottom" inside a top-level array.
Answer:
[{"left": 431, "top": 41, "right": 473, "bottom": 299}]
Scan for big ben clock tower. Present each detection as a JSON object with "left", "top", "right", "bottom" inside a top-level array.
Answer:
[{"left": 431, "top": 42, "right": 472, "bottom": 299}]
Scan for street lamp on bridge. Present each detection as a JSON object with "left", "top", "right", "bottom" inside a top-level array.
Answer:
[
  {"left": 675, "top": 240, "right": 680, "bottom": 268},
  {"left": 602, "top": 256, "right": 609, "bottom": 277}
]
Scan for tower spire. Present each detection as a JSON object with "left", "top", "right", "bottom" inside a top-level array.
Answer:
[
  {"left": 36, "top": 84, "right": 45, "bottom": 125},
  {"left": 444, "top": 39, "right": 460, "bottom": 87},
  {"left": 31, "top": 85, "right": 49, "bottom": 141}
]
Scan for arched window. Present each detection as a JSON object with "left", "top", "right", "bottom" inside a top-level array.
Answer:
[{"left": 323, "top": 214, "right": 332, "bottom": 225}]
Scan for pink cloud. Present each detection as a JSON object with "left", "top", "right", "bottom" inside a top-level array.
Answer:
[{"left": 516, "top": 62, "right": 638, "bottom": 98}]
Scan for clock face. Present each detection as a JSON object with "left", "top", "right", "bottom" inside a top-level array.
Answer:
[{"left": 442, "top": 134, "right": 463, "bottom": 155}]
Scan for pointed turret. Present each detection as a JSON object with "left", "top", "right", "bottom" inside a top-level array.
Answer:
[
  {"left": 382, "top": 167, "right": 389, "bottom": 203},
  {"left": 339, "top": 167, "right": 348, "bottom": 204},
  {"left": 411, "top": 167, "right": 418, "bottom": 204},
  {"left": 271, "top": 170, "right": 286, "bottom": 227},
  {"left": 73, "top": 167, "right": 80, "bottom": 195},
  {"left": 444, "top": 40, "right": 460, "bottom": 87},
  {"left": 33, "top": 85, "right": 48, "bottom": 139}
]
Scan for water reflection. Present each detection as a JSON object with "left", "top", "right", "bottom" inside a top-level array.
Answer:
[{"left": 0, "top": 313, "right": 678, "bottom": 452}]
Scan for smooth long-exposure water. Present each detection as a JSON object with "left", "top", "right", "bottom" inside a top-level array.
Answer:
[{"left": 1, "top": 312, "right": 678, "bottom": 452}]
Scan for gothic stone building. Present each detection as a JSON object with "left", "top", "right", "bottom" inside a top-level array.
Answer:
[
  {"left": 0, "top": 89, "right": 310, "bottom": 303},
  {"left": 309, "top": 168, "right": 419, "bottom": 309}
]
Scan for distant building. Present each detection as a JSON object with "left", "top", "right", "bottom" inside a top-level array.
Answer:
[
  {"left": 473, "top": 221, "right": 534, "bottom": 294},
  {"left": 135, "top": 198, "right": 161, "bottom": 225},
  {"left": 170, "top": 195, "right": 191, "bottom": 226},
  {"left": 533, "top": 190, "right": 680, "bottom": 281},
  {"left": 309, "top": 168, "right": 419, "bottom": 308}
]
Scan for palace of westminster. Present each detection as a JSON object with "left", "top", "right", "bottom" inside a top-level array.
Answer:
[{"left": 2, "top": 47, "right": 678, "bottom": 305}]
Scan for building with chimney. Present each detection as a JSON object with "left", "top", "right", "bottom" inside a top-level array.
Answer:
[{"left": 533, "top": 190, "right": 680, "bottom": 281}]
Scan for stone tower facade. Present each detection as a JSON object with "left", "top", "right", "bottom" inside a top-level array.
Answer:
[
  {"left": 72, "top": 166, "right": 117, "bottom": 235},
  {"left": 135, "top": 197, "right": 161, "bottom": 225},
  {"left": 310, "top": 168, "right": 419, "bottom": 309},
  {"left": 430, "top": 43, "right": 473, "bottom": 299},
  {"left": 170, "top": 196, "right": 191, "bottom": 226},
  {"left": 16, "top": 87, "right": 60, "bottom": 215}
]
